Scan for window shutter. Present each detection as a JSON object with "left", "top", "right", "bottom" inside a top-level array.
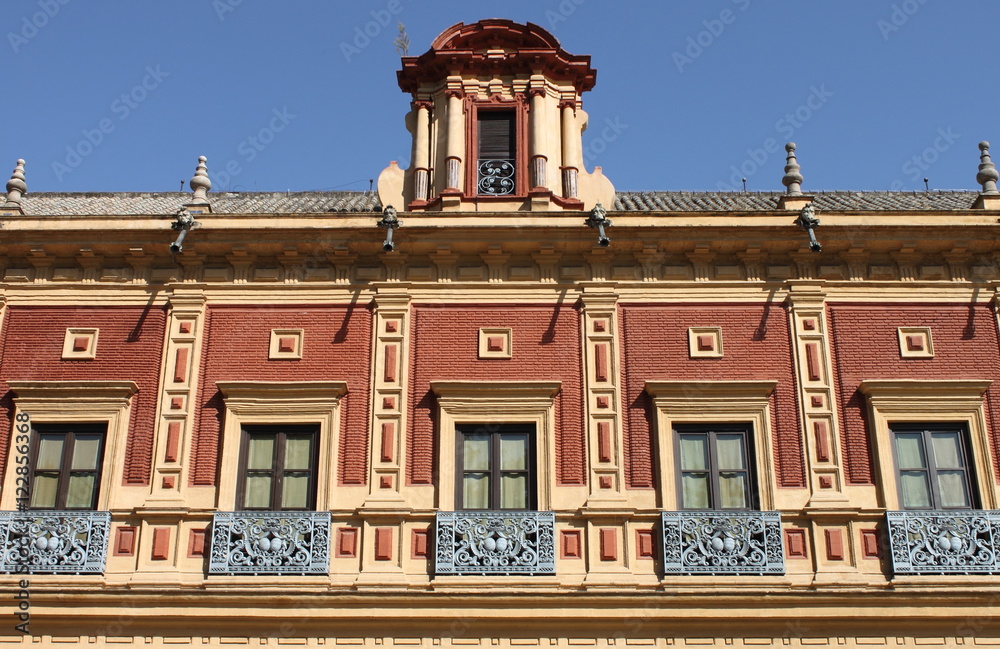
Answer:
[{"left": 478, "top": 112, "right": 515, "bottom": 159}]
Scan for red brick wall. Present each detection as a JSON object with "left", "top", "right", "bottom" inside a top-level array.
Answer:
[
  {"left": 193, "top": 304, "right": 372, "bottom": 486},
  {"left": 0, "top": 305, "right": 167, "bottom": 485},
  {"left": 408, "top": 305, "right": 585, "bottom": 486},
  {"left": 620, "top": 303, "right": 804, "bottom": 490},
  {"left": 828, "top": 303, "right": 1000, "bottom": 485}
]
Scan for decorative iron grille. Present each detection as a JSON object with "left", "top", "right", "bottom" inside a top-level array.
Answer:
[
  {"left": 0, "top": 511, "right": 111, "bottom": 574},
  {"left": 661, "top": 511, "right": 784, "bottom": 575},
  {"left": 885, "top": 510, "right": 1000, "bottom": 575},
  {"left": 435, "top": 511, "right": 555, "bottom": 575},
  {"left": 477, "top": 159, "right": 516, "bottom": 195},
  {"left": 209, "top": 511, "right": 331, "bottom": 575}
]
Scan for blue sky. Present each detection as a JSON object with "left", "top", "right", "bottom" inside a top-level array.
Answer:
[{"left": 4, "top": 0, "right": 994, "bottom": 194}]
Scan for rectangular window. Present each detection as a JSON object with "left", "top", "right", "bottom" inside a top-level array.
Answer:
[
  {"left": 674, "top": 424, "right": 756, "bottom": 510},
  {"left": 456, "top": 424, "right": 535, "bottom": 510},
  {"left": 477, "top": 111, "right": 516, "bottom": 196},
  {"left": 892, "top": 424, "right": 976, "bottom": 510},
  {"left": 237, "top": 425, "right": 318, "bottom": 511},
  {"left": 29, "top": 424, "right": 106, "bottom": 510}
]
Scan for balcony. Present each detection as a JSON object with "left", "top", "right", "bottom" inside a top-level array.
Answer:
[
  {"left": 885, "top": 510, "right": 1000, "bottom": 575},
  {"left": 0, "top": 511, "right": 111, "bottom": 575},
  {"left": 209, "top": 511, "right": 331, "bottom": 575},
  {"left": 661, "top": 511, "right": 785, "bottom": 575},
  {"left": 435, "top": 511, "right": 555, "bottom": 575}
]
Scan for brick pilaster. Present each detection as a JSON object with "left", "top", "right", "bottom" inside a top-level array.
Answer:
[
  {"left": 579, "top": 286, "right": 627, "bottom": 508},
  {"left": 144, "top": 290, "right": 207, "bottom": 506},
  {"left": 786, "top": 281, "right": 849, "bottom": 505},
  {"left": 364, "top": 286, "right": 412, "bottom": 508}
]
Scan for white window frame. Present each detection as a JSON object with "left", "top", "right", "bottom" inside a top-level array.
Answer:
[
  {"left": 644, "top": 381, "right": 778, "bottom": 511},
  {"left": 216, "top": 381, "right": 347, "bottom": 511},
  {"left": 430, "top": 381, "right": 560, "bottom": 512},
  {"left": 858, "top": 379, "right": 995, "bottom": 510},
  {"left": 2, "top": 381, "right": 138, "bottom": 511}
]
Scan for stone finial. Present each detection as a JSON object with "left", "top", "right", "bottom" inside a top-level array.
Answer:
[
  {"left": 977, "top": 141, "right": 999, "bottom": 195},
  {"left": 188, "top": 155, "right": 211, "bottom": 203},
  {"left": 5, "top": 159, "right": 26, "bottom": 205},
  {"left": 782, "top": 143, "right": 803, "bottom": 195}
]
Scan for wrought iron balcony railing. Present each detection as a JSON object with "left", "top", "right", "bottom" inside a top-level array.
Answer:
[
  {"left": 661, "top": 510, "right": 785, "bottom": 575},
  {"left": 209, "top": 511, "right": 331, "bottom": 575},
  {"left": 435, "top": 511, "right": 556, "bottom": 575},
  {"left": 0, "top": 511, "right": 111, "bottom": 574},
  {"left": 886, "top": 510, "right": 1000, "bottom": 575},
  {"left": 477, "top": 159, "right": 516, "bottom": 195}
]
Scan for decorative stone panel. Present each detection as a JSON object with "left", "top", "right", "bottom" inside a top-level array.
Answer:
[
  {"left": 897, "top": 326, "right": 933, "bottom": 358},
  {"left": 61, "top": 327, "right": 98, "bottom": 359},
  {"left": 269, "top": 329, "right": 304, "bottom": 360},
  {"left": 687, "top": 327, "right": 723, "bottom": 358},
  {"left": 478, "top": 327, "right": 512, "bottom": 359}
]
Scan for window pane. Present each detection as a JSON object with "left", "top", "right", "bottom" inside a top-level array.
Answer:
[
  {"left": 500, "top": 473, "right": 527, "bottom": 509},
  {"left": 899, "top": 470, "right": 932, "bottom": 508},
  {"left": 281, "top": 474, "right": 310, "bottom": 509},
  {"left": 66, "top": 474, "right": 96, "bottom": 508},
  {"left": 284, "top": 434, "right": 313, "bottom": 471},
  {"left": 30, "top": 474, "right": 58, "bottom": 508},
  {"left": 244, "top": 474, "right": 272, "bottom": 509},
  {"left": 500, "top": 434, "right": 527, "bottom": 471},
  {"left": 247, "top": 435, "right": 275, "bottom": 471},
  {"left": 463, "top": 473, "right": 489, "bottom": 509},
  {"left": 71, "top": 435, "right": 102, "bottom": 470},
  {"left": 937, "top": 470, "right": 971, "bottom": 509},
  {"left": 895, "top": 433, "right": 926, "bottom": 470},
  {"left": 681, "top": 473, "right": 709, "bottom": 509},
  {"left": 36, "top": 436, "right": 64, "bottom": 471},
  {"left": 463, "top": 434, "right": 490, "bottom": 472},
  {"left": 719, "top": 472, "right": 749, "bottom": 509},
  {"left": 679, "top": 435, "right": 708, "bottom": 471},
  {"left": 931, "top": 432, "right": 964, "bottom": 469},
  {"left": 716, "top": 434, "right": 747, "bottom": 471}
]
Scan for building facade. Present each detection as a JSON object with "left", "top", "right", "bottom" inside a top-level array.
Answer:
[{"left": 1, "top": 18, "right": 1000, "bottom": 647}]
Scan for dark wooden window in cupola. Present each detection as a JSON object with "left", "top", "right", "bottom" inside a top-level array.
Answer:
[{"left": 477, "top": 111, "right": 516, "bottom": 195}]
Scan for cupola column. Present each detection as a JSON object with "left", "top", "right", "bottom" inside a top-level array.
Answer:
[
  {"left": 413, "top": 101, "right": 432, "bottom": 201},
  {"left": 560, "top": 101, "right": 580, "bottom": 199},
  {"left": 444, "top": 85, "right": 465, "bottom": 191},
  {"left": 529, "top": 84, "right": 548, "bottom": 190}
]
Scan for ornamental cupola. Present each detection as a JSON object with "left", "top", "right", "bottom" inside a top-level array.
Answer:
[{"left": 377, "top": 19, "right": 615, "bottom": 212}]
